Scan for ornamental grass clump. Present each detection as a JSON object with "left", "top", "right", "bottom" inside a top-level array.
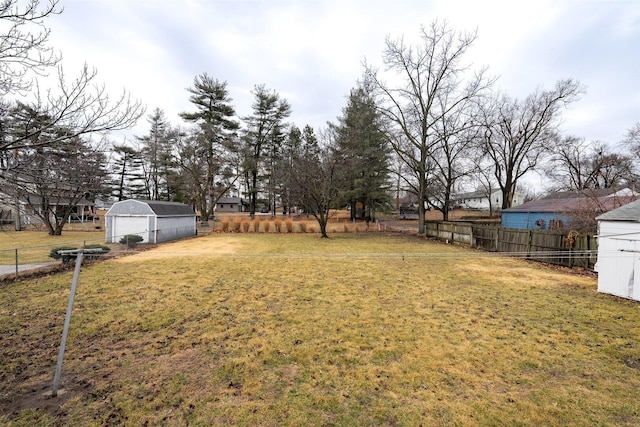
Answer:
[
  {"left": 253, "top": 219, "right": 260, "bottom": 232},
  {"left": 299, "top": 222, "right": 307, "bottom": 233},
  {"left": 273, "top": 219, "right": 282, "bottom": 233},
  {"left": 242, "top": 221, "right": 250, "bottom": 233},
  {"left": 220, "top": 219, "right": 230, "bottom": 232},
  {"left": 285, "top": 219, "right": 293, "bottom": 233},
  {"left": 232, "top": 220, "right": 241, "bottom": 233},
  {"left": 263, "top": 221, "right": 271, "bottom": 233}
]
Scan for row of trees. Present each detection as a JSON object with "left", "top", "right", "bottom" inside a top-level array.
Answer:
[
  {"left": 0, "top": 2, "right": 637, "bottom": 236},
  {"left": 109, "top": 76, "right": 391, "bottom": 237}
]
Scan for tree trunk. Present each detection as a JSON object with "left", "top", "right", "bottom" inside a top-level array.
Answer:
[
  {"left": 319, "top": 218, "right": 329, "bottom": 238},
  {"left": 13, "top": 199, "right": 21, "bottom": 231}
]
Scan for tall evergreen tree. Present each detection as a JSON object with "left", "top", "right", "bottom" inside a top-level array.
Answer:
[
  {"left": 278, "top": 125, "right": 303, "bottom": 215},
  {"left": 242, "top": 84, "right": 291, "bottom": 217},
  {"left": 179, "top": 73, "right": 239, "bottom": 224},
  {"left": 110, "top": 144, "right": 145, "bottom": 201},
  {"left": 136, "top": 108, "right": 175, "bottom": 200},
  {"left": 333, "top": 83, "right": 392, "bottom": 222}
]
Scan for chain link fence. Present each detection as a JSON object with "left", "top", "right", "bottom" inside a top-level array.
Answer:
[{"left": 0, "top": 237, "right": 110, "bottom": 279}]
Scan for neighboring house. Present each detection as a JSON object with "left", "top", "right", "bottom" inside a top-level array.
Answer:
[
  {"left": 105, "top": 200, "right": 196, "bottom": 244},
  {"left": 450, "top": 189, "right": 525, "bottom": 211},
  {"left": 0, "top": 193, "right": 95, "bottom": 230},
  {"left": 501, "top": 188, "right": 638, "bottom": 230},
  {"left": 216, "top": 197, "right": 249, "bottom": 213},
  {"left": 595, "top": 198, "right": 640, "bottom": 302}
]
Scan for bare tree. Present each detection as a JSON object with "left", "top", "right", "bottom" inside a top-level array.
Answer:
[
  {"left": 548, "top": 137, "right": 633, "bottom": 191},
  {"left": 364, "top": 21, "right": 493, "bottom": 233},
  {"left": 0, "top": 66, "right": 144, "bottom": 231},
  {"left": 621, "top": 122, "right": 640, "bottom": 188},
  {"left": 289, "top": 127, "right": 341, "bottom": 238},
  {"left": 0, "top": 65, "right": 145, "bottom": 154},
  {"left": 8, "top": 132, "right": 109, "bottom": 235},
  {"left": 481, "top": 79, "right": 583, "bottom": 209},
  {"left": 428, "top": 94, "right": 486, "bottom": 220},
  {"left": 0, "top": 0, "right": 61, "bottom": 94}
]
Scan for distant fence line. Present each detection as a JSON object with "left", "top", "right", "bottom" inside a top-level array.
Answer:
[
  {"left": 424, "top": 221, "right": 598, "bottom": 270},
  {"left": 0, "top": 237, "right": 107, "bottom": 279}
]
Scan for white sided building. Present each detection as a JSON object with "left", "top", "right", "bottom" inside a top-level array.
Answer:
[
  {"left": 596, "top": 199, "right": 640, "bottom": 301},
  {"left": 105, "top": 200, "right": 196, "bottom": 244}
]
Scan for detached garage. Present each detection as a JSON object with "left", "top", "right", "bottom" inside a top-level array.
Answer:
[
  {"left": 105, "top": 200, "right": 196, "bottom": 244},
  {"left": 596, "top": 199, "right": 640, "bottom": 301}
]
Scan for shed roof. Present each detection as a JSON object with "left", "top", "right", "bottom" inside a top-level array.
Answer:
[
  {"left": 146, "top": 200, "right": 195, "bottom": 216},
  {"left": 596, "top": 198, "right": 640, "bottom": 222},
  {"left": 503, "top": 195, "right": 638, "bottom": 214},
  {"left": 107, "top": 200, "right": 195, "bottom": 216}
]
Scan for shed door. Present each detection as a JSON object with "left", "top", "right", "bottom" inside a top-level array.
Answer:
[{"left": 113, "top": 216, "right": 149, "bottom": 243}]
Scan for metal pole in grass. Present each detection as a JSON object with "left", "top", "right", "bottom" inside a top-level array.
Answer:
[
  {"left": 14, "top": 248, "right": 18, "bottom": 277},
  {"left": 51, "top": 248, "right": 104, "bottom": 397}
]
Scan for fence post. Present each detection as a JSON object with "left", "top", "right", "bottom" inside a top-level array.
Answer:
[
  {"left": 52, "top": 251, "right": 84, "bottom": 397},
  {"left": 568, "top": 244, "right": 573, "bottom": 268},
  {"left": 527, "top": 230, "right": 533, "bottom": 258},
  {"left": 14, "top": 248, "right": 18, "bottom": 277}
]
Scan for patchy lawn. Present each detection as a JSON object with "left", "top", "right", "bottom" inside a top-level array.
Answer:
[{"left": 1, "top": 233, "right": 639, "bottom": 426}]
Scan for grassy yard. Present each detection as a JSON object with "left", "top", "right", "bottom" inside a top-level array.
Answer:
[
  {"left": 0, "top": 230, "right": 110, "bottom": 266},
  {"left": 1, "top": 233, "right": 639, "bottom": 426}
]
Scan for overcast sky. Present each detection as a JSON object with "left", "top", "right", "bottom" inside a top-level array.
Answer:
[{"left": 46, "top": 0, "right": 639, "bottom": 145}]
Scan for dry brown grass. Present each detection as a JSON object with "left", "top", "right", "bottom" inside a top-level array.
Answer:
[
  {"left": 1, "top": 234, "right": 639, "bottom": 426},
  {"left": 213, "top": 211, "right": 377, "bottom": 234}
]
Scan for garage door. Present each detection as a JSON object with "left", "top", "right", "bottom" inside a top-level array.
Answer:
[{"left": 113, "top": 216, "right": 149, "bottom": 243}]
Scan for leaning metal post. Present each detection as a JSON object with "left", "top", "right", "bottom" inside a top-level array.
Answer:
[
  {"left": 51, "top": 250, "right": 83, "bottom": 397},
  {"left": 51, "top": 248, "right": 104, "bottom": 397}
]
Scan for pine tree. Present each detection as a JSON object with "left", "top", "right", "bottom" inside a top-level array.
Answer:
[
  {"left": 333, "top": 83, "right": 392, "bottom": 222},
  {"left": 136, "top": 108, "right": 176, "bottom": 200},
  {"left": 110, "top": 144, "right": 145, "bottom": 201},
  {"left": 242, "top": 84, "right": 291, "bottom": 217},
  {"left": 179, "top": 73, "right": 239, "bottom": 224}
]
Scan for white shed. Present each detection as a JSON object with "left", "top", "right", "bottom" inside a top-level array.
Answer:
[
  {"left": 596, "top": 199, "right": 640, "bottom": 301},
  {"left": 105, "top": 200, "right": 196, "bottom": 244}
]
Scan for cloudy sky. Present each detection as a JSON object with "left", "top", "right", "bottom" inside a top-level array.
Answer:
[{"left": 45, "top": 0, "right": 639, "bottom": 145}]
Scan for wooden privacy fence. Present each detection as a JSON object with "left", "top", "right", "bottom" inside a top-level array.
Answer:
[{"left": 424, "top": 221, "right": 597, "bottom": 270}]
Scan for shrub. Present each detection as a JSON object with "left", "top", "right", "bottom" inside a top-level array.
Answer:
[
  {"left": 273, "top": 219, "right": 282, "bottom": 233},
  {"left": 253, "top": 220, "right": 260, "bottom": 232},
  {"left": 242, "top": 221, "right": 250, "bottom": 232},
  {"left": 299, "top": 222, "right": 307, "bottom": 233},
  {"left": 232, "top": 221, "right": 241, "bottom": 233},
  {"left": 119, "top": 234, "right": 144, "bottom": 248},
  {"left": 285, "top": 220, "right": 293, "bottom": 233},
  {"left": 49, "top": 245, "right": 111, "bottom": 263},
  {"left": 221, "top": 220, "right": 230, "bottom": 232},
  {"left": 263, "top": 222, "right": 271, "bottom": 233}
]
